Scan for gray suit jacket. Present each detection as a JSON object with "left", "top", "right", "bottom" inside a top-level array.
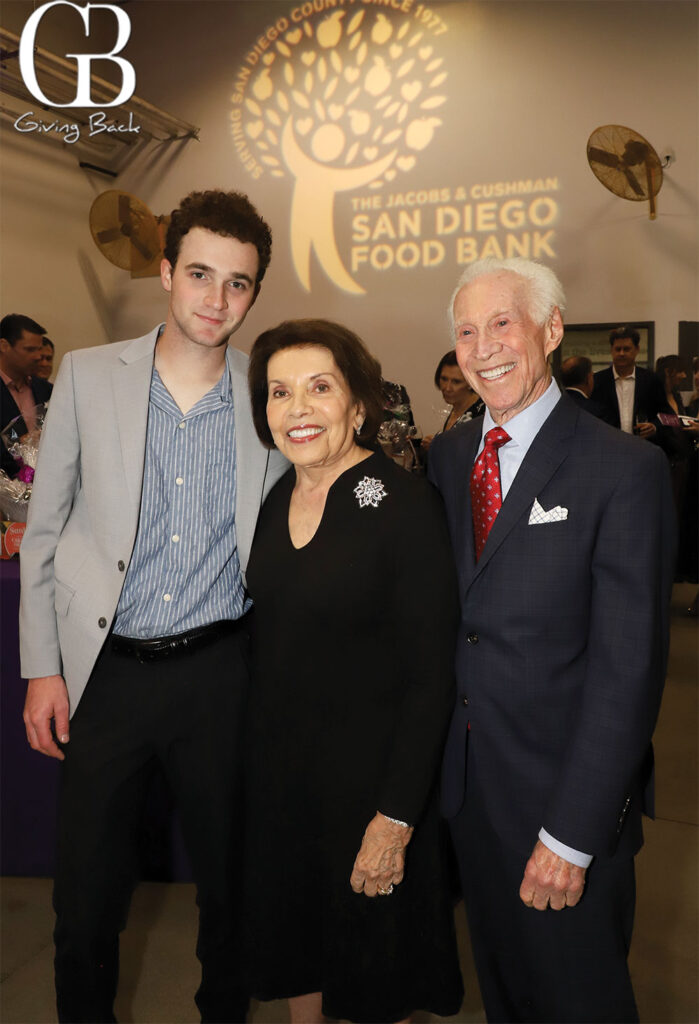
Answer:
[{"left": 19, "top": 326, "right": 286, "bottom": 715}]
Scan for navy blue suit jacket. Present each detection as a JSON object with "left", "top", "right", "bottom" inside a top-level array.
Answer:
[
  {"left": 591, "top": 365, "right": 667, "bottom": 429},
  {"left": 564, "top": 387, "right": 613, "bottom": 423},
  {"left": 429, "top": 393, "right": 675, "bottom": 860}
]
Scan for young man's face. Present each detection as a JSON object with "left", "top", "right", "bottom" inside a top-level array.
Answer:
[
  {"left": 0, "top": 330, "right": 44, "bottom": 380},
  {"left": 161, "top": 227, "right": 260, "bottom": 350}
]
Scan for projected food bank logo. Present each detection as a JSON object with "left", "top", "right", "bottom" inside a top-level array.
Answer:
[{"left": 231, "top": 1, "right": 559, "bottom": 294}]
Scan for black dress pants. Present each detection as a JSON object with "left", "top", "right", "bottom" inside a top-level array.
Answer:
[
  {"left": 450, "top": 754, "right": 639, "bottom": 1024},
  {"left": 52, "top": 627, "right": 251, "bottom": 1023}
]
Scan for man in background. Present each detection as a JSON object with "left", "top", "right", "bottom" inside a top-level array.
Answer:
[
  {"left": 0, "top": 313, "right": 52, "bottom": 476},
  {"left": 591, "top": 325, "right": 667, "bottom": 437},
  {"left": 559, "top": 354, "right": 610, "bottom": 421},
  {"left": 20, "top": 190, "right": 286, "bottom": 1023},
  {"left": 429, "top": 257, "right": 675, "bottom": 1022},
  {"left": 36, "top": 336, "right": 55, "bottom": 381}
]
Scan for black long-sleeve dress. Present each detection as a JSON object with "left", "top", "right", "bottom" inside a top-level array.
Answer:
[{"left": 243, "top": 450, "right": 463, "bottom": 1023}]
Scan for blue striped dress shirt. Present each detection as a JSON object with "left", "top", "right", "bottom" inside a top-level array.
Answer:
[{"left": 113, "top": 360, "right": 247, "bottom": 638}]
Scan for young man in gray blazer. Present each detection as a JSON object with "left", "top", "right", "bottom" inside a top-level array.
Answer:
[{"left": 20, "top": 190, "right": 287, "bottom": 1023}]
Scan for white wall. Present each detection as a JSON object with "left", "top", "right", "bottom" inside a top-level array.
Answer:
[{"left": 2, "top": 1, "right": 696, "bottom": 428}]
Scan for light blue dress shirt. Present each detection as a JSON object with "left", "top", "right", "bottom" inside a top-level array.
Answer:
[
  {"left": 477, "top": 378, "right": 593, "bottom": 869},
  {"left": 114, "top": 361, "right": 247, "bottom": 638}
]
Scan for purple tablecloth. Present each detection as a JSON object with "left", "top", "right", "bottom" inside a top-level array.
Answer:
[{"left": 1, "top": 559, "right": 59, "bottom": 875}]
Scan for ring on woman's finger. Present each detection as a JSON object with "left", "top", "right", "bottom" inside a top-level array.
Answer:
[{"left": 377, "top": 883, "right": 394, "bottom": 896}]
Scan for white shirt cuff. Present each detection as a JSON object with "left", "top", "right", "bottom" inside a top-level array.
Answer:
[{"left": 538, "top": 828, "right": 593, "bottom": 869}]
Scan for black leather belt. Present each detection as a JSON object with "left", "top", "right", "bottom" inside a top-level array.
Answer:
[{"left": 110, "top": 618, "right": 246, "bottom": 663}]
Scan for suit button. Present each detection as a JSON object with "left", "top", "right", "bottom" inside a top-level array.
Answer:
[
  {"left": 467, "top": 633, "right": 479, "bottom": 645},
  {"left": 618, "top": 796, "right": 631, "bottom": 825},
  {"left": 117, "top": 560, "right": 125, "bottom": 571},
  {"left": 462, "top": 697, "right": 469, "bottom": 707},
  {"left": 98, "top": 617, "right": 107, "bottom": 628}
]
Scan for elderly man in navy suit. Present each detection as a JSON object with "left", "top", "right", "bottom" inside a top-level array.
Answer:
[{"left": 429, "top": 258, "right": 675, "bottom": 1023}]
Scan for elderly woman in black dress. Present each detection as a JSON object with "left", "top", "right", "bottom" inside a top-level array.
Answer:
[{"left": 244, "top": 320, "right": 463, "bottom": 1024}]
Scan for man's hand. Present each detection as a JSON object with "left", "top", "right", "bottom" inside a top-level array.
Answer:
[
  {"left": 519, "top": 839, "right": 586, "bottom": 911},
  {"left": 635, "top": 421, "right": 656, "bottom": 438},
  {"left": 23, "top": 675, "right": 70, "bottom": 760},
  {"left": 350, "top": 812, "right": 413, "bottom": 898}
]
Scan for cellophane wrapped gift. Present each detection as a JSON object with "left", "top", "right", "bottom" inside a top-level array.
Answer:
[{"left": 0, "top": 403, "right": 48, "bottom": 522}]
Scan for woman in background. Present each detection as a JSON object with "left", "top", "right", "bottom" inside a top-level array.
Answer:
[
  {"left": 656, "top": 354, "right": 688, "bottom": 417},
  {"left": 686, "top": 357, "right": 699, "bottom": 418},
  {"left": 661, "top": 355, "right": 699, "bottom": 599},
  {"left": 655, "top": 355, "right": 698, "bottom": 593},
  {"left": 243, "top": 319, "right": 463, "bottom": 1024},
  {"left": 422, "top": 349, "right": 484, "bottom": 451}
]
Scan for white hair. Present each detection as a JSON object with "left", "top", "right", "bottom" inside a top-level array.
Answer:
[{"left": 448, "top": 257, "right": 567, "bottom": 335}]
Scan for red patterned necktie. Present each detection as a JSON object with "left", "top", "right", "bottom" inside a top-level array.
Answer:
[{"left": 470, "top": 426, "right": 511, "bottom": 561}]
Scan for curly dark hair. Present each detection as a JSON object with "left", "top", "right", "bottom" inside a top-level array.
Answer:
[
  {"left": 249, "top": 319, "right": 384, "bottom": 450},
  {"left": 163, "top": 190, "right": 272, "bottom": 286}
]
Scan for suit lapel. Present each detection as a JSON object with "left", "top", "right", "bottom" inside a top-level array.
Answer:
[
  {"left": 230, "top": 348, "right": 252, "bottom": 505},
  {"left": 466, "top": 397, "right": 578, "bottom": 589},
  {"left": 633, "top": 366, "right": 648, "bottom": 420},
  {"left": 605, "top": 368, "right": 621, "bottom": 426},
  {"left": 111, "top": 329, "right": 159, "bottom": 514},
  {"left": 228, "top": 346, "right": 264, "bottom": 573},
  {"left": 1, "top": 378, "right": 21, "bottom": 424}
]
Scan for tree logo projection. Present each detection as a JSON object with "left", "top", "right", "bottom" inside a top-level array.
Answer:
[{"left": 231, "top": 6, "right": 449, "bottom": 294}]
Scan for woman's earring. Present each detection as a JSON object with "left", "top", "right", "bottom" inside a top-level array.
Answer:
[{"left": 355, "top": 420, "right": 364, "bottom": 436}]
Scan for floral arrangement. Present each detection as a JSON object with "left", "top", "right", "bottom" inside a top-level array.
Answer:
[{"left": 0, "top": 404, "right": 47, "bottom": 522}]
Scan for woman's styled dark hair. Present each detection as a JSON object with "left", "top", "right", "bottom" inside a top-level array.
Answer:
[
  {"left": 163, "top": 189, "right": 272, "bottom": 287},
  {"left": 655, "top": 354, "right": 684, "bottom": 386},
  {"left": 433, "top": 349, "right": 460, "bottom": 389},
  {"left": 249, "top": 319, "right": 384, "bottom": 449}
]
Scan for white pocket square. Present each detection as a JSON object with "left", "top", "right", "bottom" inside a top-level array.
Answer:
[{"left": 528, "top": 498, "right": 568, "bottom": 525}]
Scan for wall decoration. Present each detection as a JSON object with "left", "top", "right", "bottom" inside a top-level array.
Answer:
[
  {"left": 231, "top": 5, "right": 450, "bottom": 293},
  {"left": 229, "top": 3, "right": 563, "bottom": 296}
]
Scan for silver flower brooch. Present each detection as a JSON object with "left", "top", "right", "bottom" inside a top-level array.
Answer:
[{"left": 354, "top": 476, "right": 388, "bottom": 508}]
